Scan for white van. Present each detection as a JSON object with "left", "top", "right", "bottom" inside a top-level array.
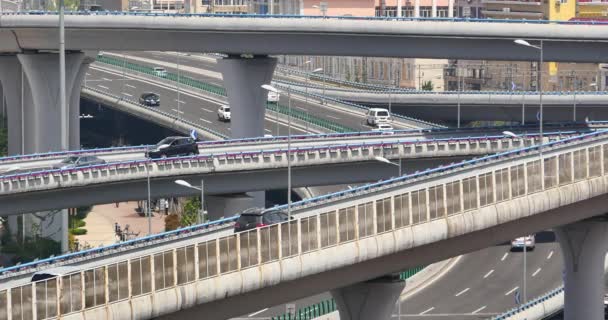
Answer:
[
  {"left": 153, "top": 67, "right": 167, "bottom": 77},
  {"left": 511, "top": 235, "right": 535, "bottom": 251},
  {"left": 366, "top": 108, "right": 391, "bottom": 126}
]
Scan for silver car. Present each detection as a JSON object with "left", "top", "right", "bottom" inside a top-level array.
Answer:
[{"left": 53, "top": 155, "right": 106, "bottom": 169}]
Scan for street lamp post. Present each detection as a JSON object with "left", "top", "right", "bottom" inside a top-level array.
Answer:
[
  {"left": 262, "top": 84, "right": 293, "bottom": 218},
  {"left": 145, "top": 161, "right": 152, "bottom": 235},
  {"left": 456, "top": 66, "right": 461, "bottom": 128},
  {"left": 514, "top": 39, "right": 544, "bottom": 305},
  {"left": 175, "top": 179, "right": 206, "bottom": 224},
  {"left": 572, "top": 71, "right": 577, "bottom": 122}
]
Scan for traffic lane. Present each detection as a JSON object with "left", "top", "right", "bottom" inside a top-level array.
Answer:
[
  {"left": 132, "top": 51, "right": 220, "bottom": 74},
  {"left": 87, "top": 67, "right": 308, "bottom": 137},
  {"left": 400, "top": 235, "right": 562, "bottom": 319},
  {"left": 244, "top": 293, "right": 332, "bottom": 319},
  {"left": 111, "top": 52, "right": 374, "bottom": 131},
  {"left": 87, "top": 67, "right": 232, "bottom": 137},
  {"left": 108, "top": 51, "right": 224, "bottom": 87}
]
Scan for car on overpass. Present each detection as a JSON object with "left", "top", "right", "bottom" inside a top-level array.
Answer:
[
  {"left": 139, "top": 92, "right": 160, "bottom": 107},
  {"left": 217, "top": 105, "right": 231, "bottom": 122},
  {"left": 372, "top": 123, "right": 394, "bottom": 133},
  {"left": 153, "top": 67, "right": 167, "bottom": 77},
  {"left": 267, "top": 91, "right": 279, "bottom": 103},
  {"left": 234, "top": 207, "right": 290, "bottom": 232},
  {"left": 511, "top": 235, "right": 535, "bottom": 251},
  {"left": 53, "top": 155, "right": 106, "bottom": 169},
  {"left": 146, "top": 136, "right": 199, "bottom": 159}
]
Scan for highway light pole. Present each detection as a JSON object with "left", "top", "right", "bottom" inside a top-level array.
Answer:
[
  {"left": 514, "top": 39, "right": 543, "bottom": 160},
  {"left": 262, "top": 84, "right": 292, "bottom": 218},
  {"left": 145, "top": 161, "right": 152, "bottom": 235},
  {"left": 515, "top": 39, "right": 543, "bottom": 306},
  {"left": 456, "top": 66, "right": 461, "bottom": 128},
  {"left": 307, "top": 67, "right": 323, "bottom": 132},
  {"left": 177, "top": 53, "right": 182, "bottom": 122},
  {"left": 175, "top": 179, "right": 205, "bottom": 224}
]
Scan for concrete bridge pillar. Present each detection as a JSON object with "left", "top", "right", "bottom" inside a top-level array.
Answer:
[
  {"left": 0, "top": 52, "right": 87, "bottom": 252},
  {"left": 331, "top": 275, "right": 405, "bottom": 320},
  {"left": 556, "top": 218, "right": 608, "bottom": 320},
  {"left": 217, "top": 55, "right": 277, "bottom": 209}
]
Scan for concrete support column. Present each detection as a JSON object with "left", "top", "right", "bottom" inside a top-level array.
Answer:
[
  {"left": 556, "top": 219, "right": 608, "bottom": 320},
  {"left": 217, "top": 55, "right": 277, "bottom": 139},
  {"left": 0, "top": 56, "right": 24, "bottom": 155},
  {"left": 217, "top": 56, "right": 277, "bottom": 209},
  {"left": 18, "top": 52, "right": 85, "bottom": 153},
  {"left": 414, "top": 0, "right": 420, "bottom": 17},
  {"left": 448, "top": 0, "right": 454, "bottom": 17},
  {"left": 431, "top": 0, "right": 437, "bottom": 17},
  {"left": 69, "top": 57, "right": 93, "bottom": 149},
  {"left": 331, "top": 275, "right": 405, "bottom": 320}
]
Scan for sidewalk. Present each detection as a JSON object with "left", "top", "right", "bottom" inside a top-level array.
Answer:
[{"left": 76, "top": 202, "right": 165, "bottom": 248}]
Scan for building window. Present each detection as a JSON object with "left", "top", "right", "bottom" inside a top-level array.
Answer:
[{"left": 420, "top": 6, "right": 431, "bottom": 17}]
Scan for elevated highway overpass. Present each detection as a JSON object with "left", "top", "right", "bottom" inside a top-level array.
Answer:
[
  {"left": 1, "top": 130, "right": 607, "bottom": 320},
  {"left": 1, "top": 14, "right": 608, "bottom": 62},
  {"left": 0, "top": 129, "right": 589, "bottom": 215}
]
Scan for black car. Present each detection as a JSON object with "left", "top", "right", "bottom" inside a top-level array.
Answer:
[
  {"left": 53, "top": 155, "right": 106, "bottom": 169},
  {"left": 146, "top": 136, "right": 199, "bottom": 159},
  {"left": 139, "top": 92, "right": 160, "bottom": 107},
  {"left": 234, "top": 207, "right": 289, "bottom": 233}
]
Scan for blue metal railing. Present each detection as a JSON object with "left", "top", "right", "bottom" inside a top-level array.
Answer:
[
  {"left": 2, "top": 11, "right": 608, "bottom": 25},
  {"left": 492, "top": 286, "right": 564, "bottom": 319}
]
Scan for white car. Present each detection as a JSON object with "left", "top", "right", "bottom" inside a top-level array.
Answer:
[
  {"left": 372, "top": 123, "right": 394, "bottom": 133},
  {"left": 267, "top": 91, "right": 280, "bottom": 103},
  {"left": 153, "top": 67, "right": 167, "bottom": 77},
  {"left": 366, "top": 108, "right": 391, "bottom": 126},
  {"left": 511, "top": 235, "right": 535, "bottom": 251},
  {"left": 217, "top": 105, "right": 231, "bottom": 121}
]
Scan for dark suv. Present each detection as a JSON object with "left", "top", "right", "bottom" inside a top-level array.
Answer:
[
  {"left": 146, "top": 136, "right": 199, "bottom": 159},
  {"left": 234, "top": 207, "right": 289, "bottom": 232},
  {"left": 139, "top": 92, "right": 160, "bottom": 107}
]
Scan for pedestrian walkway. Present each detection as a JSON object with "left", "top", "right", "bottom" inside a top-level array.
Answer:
[{"left": 76, "top": 202, "right": 165, "bottom": 247}]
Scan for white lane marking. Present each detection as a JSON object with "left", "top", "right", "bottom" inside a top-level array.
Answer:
[
  {"left": 532, "top": 268, "right": 542, "bottom": 277},
  {"left": 248, "top": 308, "right": 268, "bottom": 317},
  {"left": 471, "top": 306, "right": 487, "bottom": 314},
  {"left": 547, "top": 250, "right": 554, "bottom": 260},
  {"left": 326, "top": 115, "right": 340, "bottom": 120},
  {"left": 102, "top": 77, "right": 113, "bottom": 81},
  {"left": 125, "top": 84, "right": 136, "bottom": 89},
  {"left": 419, "top": 307, "right": 435, "bottom": 315},
  {"left": 501, "top": 253, "right": 509, "bottom": 261},
  {"left": 97, "top": 85, "right": 109, "bottom": 90},
  {"left": 264, "top": 129, "right": 272, "bottom": 133},
  {"left": 505, "top": 286, "right": 519, "bottom": 296},
  {"left": 483, "top": 269, "right": 494, "bottom": 279},
  {"left": 199, "top": 118, "right": 212, "bottom": 124},
  {"left": 171, "top": 109, "right": 184, "bottom": 114},
  {"left": 85, "top": 73, "right": 91, "bottom": 76},
  {"left": 201, "top": 108, "right": 213, "bottom": 113},
  {"left": 122, "top": 92, "right": 132, "bottom": 97},
  {"left": 296, "top": 107, "right": 308, "bottom": 111},
  {"left": 175, "top": 99, "right": 185, "bottom": 104},
  {"left": 454, "top": 288, "right": 470, "bottom": 297}
]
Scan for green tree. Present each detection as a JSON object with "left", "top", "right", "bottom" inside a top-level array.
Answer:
[
  {"left": 422, "top": 80, "right": 434, "bottom": 91},
  {"left": 181, "top": 198, "right": 200, "bottom": 227}
]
